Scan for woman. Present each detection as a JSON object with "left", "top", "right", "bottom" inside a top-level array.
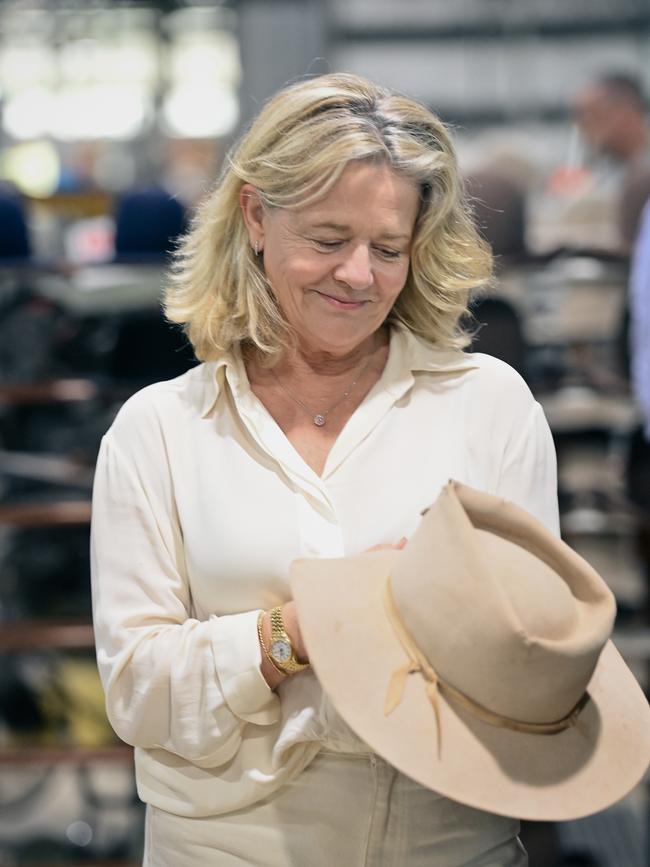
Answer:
[{"left": 91, "top": 73, "right": 558, "bottom": 865}]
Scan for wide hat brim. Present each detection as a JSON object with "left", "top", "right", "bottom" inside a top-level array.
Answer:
[{"left": 290, "top": 547, "right": 650, "bottom": 822}]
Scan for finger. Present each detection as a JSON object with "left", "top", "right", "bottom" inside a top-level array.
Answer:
[{"left": 366, "top": 538, "right": 408, "bottom": 553}]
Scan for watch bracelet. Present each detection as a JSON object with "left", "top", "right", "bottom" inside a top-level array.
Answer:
[
  {"left": 269, "top": 605, "right": 310, "bottom": 673},
  {"left": 256, "top": 610, "right": 286, "bottom": 675}
]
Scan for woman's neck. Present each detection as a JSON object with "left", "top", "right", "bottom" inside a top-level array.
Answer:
[{"left": 274, "top": 330, "right": 388, "bottom": 382}]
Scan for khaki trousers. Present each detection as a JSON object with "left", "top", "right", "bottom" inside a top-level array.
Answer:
[{"left": 144, "top": 751, "right": 527, "bottom": 866}]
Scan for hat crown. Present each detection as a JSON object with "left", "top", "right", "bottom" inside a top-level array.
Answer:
[{"left": 391, "top": 483, "right": 616, "bottom": 725}]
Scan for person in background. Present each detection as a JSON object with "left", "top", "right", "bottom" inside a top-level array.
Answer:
[
  {"left": 573, "top": 72, "right": 650, "bottom": 252},
  {"left": 530, "top": 71, "right": 650, "bottom": 255},
  {"left": 91, "top": 73, "right": 559, "bottom": 866}
]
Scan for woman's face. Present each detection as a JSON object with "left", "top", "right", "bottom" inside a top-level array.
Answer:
[{"left": 246, "top": 160, "right": 421, "bottom": 357}]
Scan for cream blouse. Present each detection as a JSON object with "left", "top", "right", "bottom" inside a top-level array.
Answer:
[{"left": 91, "top": 326, "right": 559, "bottom": 818}]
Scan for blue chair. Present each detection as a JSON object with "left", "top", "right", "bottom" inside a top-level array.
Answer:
[
  {"left": 109, "top": 187, "right": 195, "bottom": 383},
  {"left": 0, "top": 191, "right": 31, "bottom": 261},
  {"left": 113, "top": 187, "right": 188, "bottom": 261}
]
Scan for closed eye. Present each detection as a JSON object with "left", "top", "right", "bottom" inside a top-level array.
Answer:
[
  {"left": 311, "top": 238, "right": 404, "bottom": 260},
  {"left": 312, "top": 238, "right": 343, "bottom": 250},
  {"left": 375, "top": 246, "right": 402, "bottom": 260}
]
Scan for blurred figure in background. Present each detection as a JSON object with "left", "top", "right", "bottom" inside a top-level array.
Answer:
[
  {"left": 573, "top": 72, "right": 650, "bottom": 252},
  {"left": 530, "top": 72, "right": 650, "bottom": 256}
]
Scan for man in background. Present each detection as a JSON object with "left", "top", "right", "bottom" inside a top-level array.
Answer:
[
  {"left": 530, "top": 72, "right": 650, "bottom": 255},
  {"left": 573, "top": 72, "right": 650, "bottom": 252}
]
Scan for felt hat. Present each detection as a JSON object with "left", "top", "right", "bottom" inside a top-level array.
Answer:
[{"left": 290, "top": 481, "right": 650, "bottom": 821}]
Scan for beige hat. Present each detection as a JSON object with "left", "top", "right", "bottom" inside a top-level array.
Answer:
[{"left": 290, "top": 481, "right": 650, "bottom": 821}]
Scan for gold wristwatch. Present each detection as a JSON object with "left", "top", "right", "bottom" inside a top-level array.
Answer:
[{"left": 268, "top": 606, "right": 309, "bottom": 674}]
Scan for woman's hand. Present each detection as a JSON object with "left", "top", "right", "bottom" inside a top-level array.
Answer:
[
  {"left": 365, "top": 536, "right": 408, "bottom": 553},
  {"left": 259, "top": 539, "right": 407, "bottom": 690}
]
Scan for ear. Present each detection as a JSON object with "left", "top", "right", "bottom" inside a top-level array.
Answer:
[{"left": 239, "top": 183, "right": 265, "bottom": 251}]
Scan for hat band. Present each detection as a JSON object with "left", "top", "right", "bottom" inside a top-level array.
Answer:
[{"left": 383, "top": 578, "right": 590, "bottom": 756}]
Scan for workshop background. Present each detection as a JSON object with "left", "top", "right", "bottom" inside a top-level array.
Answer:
[{"left": 0, "top": 1, "right": 649, "bottom": 864}]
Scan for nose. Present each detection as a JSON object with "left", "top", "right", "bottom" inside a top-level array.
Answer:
[{"left": 333, "top": 243, "right": 373, "bottom": 290}]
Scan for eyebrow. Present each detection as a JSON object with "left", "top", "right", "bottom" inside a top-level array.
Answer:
[{"left": 308, "top": 221, "right": 411, "bottom": 242}]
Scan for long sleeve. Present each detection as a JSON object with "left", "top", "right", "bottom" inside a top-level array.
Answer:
[
  {"left": 91, "top": 403, "right": 280, "bottom": 769},
  {"left": 630, "top": 202, "right": 650, "bottom": 440},
  {"left": 497, "top": 399, "right": 560, "bottom": 537}
]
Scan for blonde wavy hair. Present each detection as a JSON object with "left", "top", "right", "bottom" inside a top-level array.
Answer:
[{"left": 164, "top": 72, "right": 491, "bottom": 361}]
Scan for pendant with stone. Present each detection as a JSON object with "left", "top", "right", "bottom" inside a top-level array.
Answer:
[{"left": 313, "top": 414, "right": 326, "bottom": 427}]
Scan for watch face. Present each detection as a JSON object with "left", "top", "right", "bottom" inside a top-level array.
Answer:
[{"left": 271, "top": 638, "right": 292, "bottom": 664}]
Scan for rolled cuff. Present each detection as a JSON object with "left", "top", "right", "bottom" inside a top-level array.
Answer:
[{"left": 210, "top": 609, "right": 280, "bottom": 725}]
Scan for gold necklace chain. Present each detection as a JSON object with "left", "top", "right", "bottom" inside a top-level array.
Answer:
[{"left": 271, "top": 355, "right": 374, "bottom": 427}]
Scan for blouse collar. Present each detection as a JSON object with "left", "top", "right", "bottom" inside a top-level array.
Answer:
[{"left": 198, "top": 325, "right": 477, "bottom": 418}]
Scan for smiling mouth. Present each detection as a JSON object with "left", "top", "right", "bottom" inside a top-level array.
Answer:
[{"left": 315, "top": 291, "right": 369, "bottom": 308}]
